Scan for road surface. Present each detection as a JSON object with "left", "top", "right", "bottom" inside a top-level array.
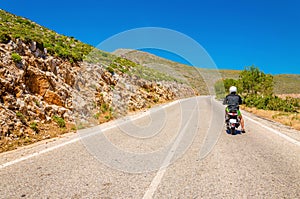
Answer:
[{"left": 0, "top": 96, "right": 299, "bottom": 198}]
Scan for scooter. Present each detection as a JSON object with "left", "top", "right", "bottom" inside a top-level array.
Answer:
[{"left": 226, "top": 110, "right": 240, "bottom": 135}]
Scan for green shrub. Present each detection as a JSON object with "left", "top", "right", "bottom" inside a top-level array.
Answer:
[
  {"left": 100, "top": 103, "right": 109, "bottom": 113},
  {"left": 34, "top": 100, "right": 40, "bottom": 107},
  {"left": 16, "top": 111, "right": 26, "bottom": 124},
  {"left": 30, "top": 122, "right": 39, "bottom": 133},
  {"left": 107, "top": 57, "right": 137, "bottom": 74},
  {"left": 52, "top": 115, "right": 66, "bottom": 128},
  {"left": 76, "top": 123, "right": 85, "bottom": 130},
  {"left": 71, "top": 126, "right": 77, "bottom": 131},
  {"left": 0, "top": 33, "right": 11, "bottom": 43},
  {"left": 93, "top": 112, "right": 100, "bottom": 119},
  {"left": 244, "top": 95, "right": 297, "bottom": 112},
  {"left": 11, "top": 52, "right": 22, "bottom": 63},
  {"left": 106, "top": 66, "right": 115, "bottom": 74},
  {"left": 16, "top": 111, "right": 23, "bottom": 118}
]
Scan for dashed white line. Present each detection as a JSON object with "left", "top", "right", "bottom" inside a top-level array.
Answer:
[{"left": 142, "top": 100, "right": 197, "bottom": 199}]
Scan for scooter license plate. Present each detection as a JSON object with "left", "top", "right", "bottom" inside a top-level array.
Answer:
[{"left": 229, "top": 119, "right": 237, "bottom": 123}]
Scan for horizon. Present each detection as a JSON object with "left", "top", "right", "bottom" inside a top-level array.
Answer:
[
  {"left": 140, "top": 48, "right": 294, "bottom": 75},
  {"left": 0, "top": 1, "right": 299, "bottom": 75}
]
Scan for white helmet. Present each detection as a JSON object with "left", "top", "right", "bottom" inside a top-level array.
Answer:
[{"left": 229, "top": 86, "right": 237, "bottom": 93}]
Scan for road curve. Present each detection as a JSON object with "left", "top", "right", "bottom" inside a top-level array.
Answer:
[{"left": 0, "top": 96, "right": 299, "bottom": 198}]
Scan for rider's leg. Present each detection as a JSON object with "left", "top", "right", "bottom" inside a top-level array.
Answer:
[
  {"left": 239, "top": 115, "right": 245, "bottom": 132},
  {"left": 225, "top": 108, "right": 231, "bottom": 130},
  {"left": 225, "top": 107, "right": 229, "bottom": 121},
  {"left": 238, "top": 110, "right": 245, "bottom": 132}
]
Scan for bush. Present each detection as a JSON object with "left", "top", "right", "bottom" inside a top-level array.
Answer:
[
  {"left": 52, "top": 115, "right": 66, "bottom": 128},
  {"left": 100, "top": 103, "right": 109, "bottom": 113},
  {"left": 0, "top": 33, "right": 11, "bottom": 43},
  {"left": 30, "top": 122, "right": 39, "bottom": 133},
  {"left": 11, "top": 52, "right": 22, "bottom": 63},
  {"left": 16, "top": 111, "right": 26, "bottom": 124},
  {"left": 244, "top": 95, "right": 297, "bottom": 112},
  {"left": 106, "top": 66, "right": 115, "bottom": 74},
  {"left": 93, "top": 112, "right": 100, "bottom": 119}
]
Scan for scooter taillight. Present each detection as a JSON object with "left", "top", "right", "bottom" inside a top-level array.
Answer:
[{"left": 228, "top": 112, "right": 238, "bottom": 116}]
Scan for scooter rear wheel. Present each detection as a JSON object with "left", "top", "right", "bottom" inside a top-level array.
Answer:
[{"left": 231, "top": 127, "right": 236, "bottom": 135}]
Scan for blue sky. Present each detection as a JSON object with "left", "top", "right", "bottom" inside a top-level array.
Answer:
[{"left": 0, "top": 0, "right": 299, "bottom": 74}]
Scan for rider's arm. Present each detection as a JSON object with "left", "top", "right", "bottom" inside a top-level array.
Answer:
[
  {"left": 223, "top": 96, "right": 228, "bottom": 105},
  {"left": 238, "top": 95, "right": 242, "bottom": 105}
]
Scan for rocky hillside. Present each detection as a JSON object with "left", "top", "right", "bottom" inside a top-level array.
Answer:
[
  {"left": 0, "top": 10, "right": 197, "bottom": 152},
  {"left": 0, "top": 38, "right": 196, "bottom": 152}
]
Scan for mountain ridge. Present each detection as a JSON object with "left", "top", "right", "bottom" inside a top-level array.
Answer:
[{"left": 113, "top": 48, "right": 300, "bottom": 94}]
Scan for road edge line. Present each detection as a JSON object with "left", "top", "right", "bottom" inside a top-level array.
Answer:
[
  {"left": 0, "top": 98, "right": 188, "bottom": 170},
  {"left": 244, "top": 115, "right": 300, "bottom": 146}
]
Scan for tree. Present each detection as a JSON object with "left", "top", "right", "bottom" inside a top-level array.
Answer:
[
  {"left": 239, "top": 66, "right": 273, "bottom": 97},
  {"left": 214, "top": 78, "right": 241, "bottom": 99},
  {"left": 214, "top": 66, "right": 297, "bottom": 112},
  {"left": 223, "top": 78, "right": 240, "bottom": 93}
]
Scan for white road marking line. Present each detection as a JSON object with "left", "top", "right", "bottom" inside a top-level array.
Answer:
[
  {"left": 128, "top": 99, "right": 180, "bottom": 121},
  {"left": 143, "top": 168, "right": 166, "bottom": 199},
  {"left": 143, "top": 100, "right": 197, "bottom": 199},
  {"left": 0, "top": 99, "right": 184, "bottom": 170},
  {"left": 0, "top": 125, "right": 114, "bottom": 170},
  {"left": 244, "top": 115, "right": 300, "bottom": 146},
  {"left": 0, "top": 137, "right": 80, "bottom": 169}
]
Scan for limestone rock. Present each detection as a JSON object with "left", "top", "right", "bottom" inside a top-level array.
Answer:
[{"left": 43, "top": 90, "right": 63, "bottom": 107}]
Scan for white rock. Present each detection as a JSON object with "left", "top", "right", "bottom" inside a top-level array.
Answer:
[{"left": 30, "top": 41, "right": 37, "bottom": 52}]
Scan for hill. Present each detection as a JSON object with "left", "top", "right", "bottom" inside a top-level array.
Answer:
[
  {"left": 274, "top": 74, "right": 300, "bottom": 94},
  {"left": 113, "top": 49, "right": 300, "bottom": 95},
  {"left": 114, "top": 49, "right": 216, "bottom": 95}
]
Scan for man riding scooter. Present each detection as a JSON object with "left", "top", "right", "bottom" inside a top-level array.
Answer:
[{"left": 223, "top": 86, "right": 246, "bottom": 133}]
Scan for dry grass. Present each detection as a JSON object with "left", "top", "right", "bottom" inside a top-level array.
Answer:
[
  {"left": 242, "top": 105, "right": 300, "bottom": 131},
  {"left": 274, "top": 74, "right": 300, "bottom": 94},
  {"left": 277, "top": 94, "right": 300, "bottom": 99},
  {"left": 0, "top": 122, "right": 76, "bottom": 153}
]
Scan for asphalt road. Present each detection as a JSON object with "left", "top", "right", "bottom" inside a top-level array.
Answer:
[{"left": 0, "top": 96, "right": 299, "bottom": 198}]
